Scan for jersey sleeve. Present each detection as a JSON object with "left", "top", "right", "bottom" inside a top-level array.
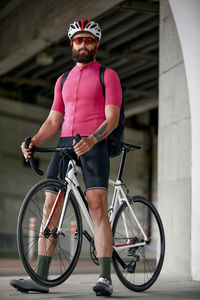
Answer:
[
  {"left": 51, "top": 74, "right": 65, "bottom": 114},
  {"left": 104, "top": 68, "right": 122, "bottom": 107}
]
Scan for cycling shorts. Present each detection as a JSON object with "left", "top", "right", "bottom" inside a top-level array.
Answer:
[{"left": 46, "top": 137, "right": 110, "bottom": 192}]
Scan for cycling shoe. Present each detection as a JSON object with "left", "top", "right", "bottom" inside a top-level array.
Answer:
[
  {"left": 10, "top": 278, "right": 49, "bottom": 293},
  {"left": 93, "top": 277, "right": 113, "bottom": 296}
]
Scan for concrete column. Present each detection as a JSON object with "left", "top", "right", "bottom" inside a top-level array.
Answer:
[
  {"left": 169, "top": 0, "right": 200, "bottom": 281},
  {"left": 158, "top": 0, "right": 191, "bottom": 279}
]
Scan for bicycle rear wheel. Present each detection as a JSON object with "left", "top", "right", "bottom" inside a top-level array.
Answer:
[
  {"left": 112, "top": 196, "right": 165, "bottom": 292},
  {"left": 17, "top": 179, "right": 82, "bottom": 287}
]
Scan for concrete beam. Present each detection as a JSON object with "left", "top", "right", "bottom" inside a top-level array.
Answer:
[
  {"left": 0, "top": 0, "right": 122, "bottom": 76},
  {"left": 108, "top": 17, "right": 158, "bottom": 50},
  {"left": 120, "top": 0, "right": 159, "bottom": 14},
  {"left": 125, "top": 67, "right": 158, "bottom": 87},
  {"left": 0, "top": 76, "right": 49, "bottom": 88},
  {"left": 108, "top": 51, "right": 157, "bottom": 64},
  {"left": 126, "top": 88, "right": 157, "bottom": 98},
  {"left": 102, "top": 14, "right": 152, "bottom": 45},
  {"left": 125, "top": 97, "right": 158, "bottom": 118}
]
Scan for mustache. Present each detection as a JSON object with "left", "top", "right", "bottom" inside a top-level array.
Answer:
[{"left": 78, "top": 48, "right": 89, "bottom": 52}]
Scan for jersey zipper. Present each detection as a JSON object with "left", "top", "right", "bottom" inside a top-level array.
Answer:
[{"left": 72, "top": 67, "right": 83, "bottom": 136}]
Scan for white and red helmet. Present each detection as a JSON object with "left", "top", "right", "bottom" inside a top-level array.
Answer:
[{"left": 68, "top": 19, "right": 102, "bottom": 41}]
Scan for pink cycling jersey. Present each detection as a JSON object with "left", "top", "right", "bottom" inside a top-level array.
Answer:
[{"left": 51, "top": 61, "right": 122, "bottom": 137}]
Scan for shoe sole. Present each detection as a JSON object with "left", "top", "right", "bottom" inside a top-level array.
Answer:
[
  {"left": 93, "top": 284, "right": 112, "bottom": 297},
  {"left": 10, "top": 282, "right": 49, "bottom": 294}
]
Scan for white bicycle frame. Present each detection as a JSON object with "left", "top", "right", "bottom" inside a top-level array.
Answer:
[{"left": 45, "top": 158, "right": 148, "bottom": 252}]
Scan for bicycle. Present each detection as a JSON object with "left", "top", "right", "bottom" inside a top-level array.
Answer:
[{"left": 17, "top": 135, "right": 165, "bottom": 293}]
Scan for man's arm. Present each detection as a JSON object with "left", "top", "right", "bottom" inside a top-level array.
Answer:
[
  {"left": 74, "top": 105, "right": 120, "bottom": 156},
  {"left": 21, "top": 110, "right": 63, "bottom": 159},
  {"left": 93, "top": 105, "right": 120, "bottom": 142}
]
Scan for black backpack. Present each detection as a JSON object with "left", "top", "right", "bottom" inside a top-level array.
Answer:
[{"left": 61, "top": 65, "right": 125, "bottom": 158}]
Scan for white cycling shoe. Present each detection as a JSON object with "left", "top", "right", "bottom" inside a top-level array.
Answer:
[{"left": 93, "top": 277, "right": 113, "bottom": 297}]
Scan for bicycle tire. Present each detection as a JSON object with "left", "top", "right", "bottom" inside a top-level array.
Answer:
[
  {"left": 17, "top": 179, "right": 82, "bottom": 287},
  {"left": 112, "top": 196, "right": 165, "bottom": 292}
]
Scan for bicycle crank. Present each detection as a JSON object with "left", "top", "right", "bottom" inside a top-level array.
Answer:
[{"left": 43, "top": 227, "right": 65, "bottom": 238}]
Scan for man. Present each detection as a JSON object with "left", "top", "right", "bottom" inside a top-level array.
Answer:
[{"left": 10, "top": 19, "right": 122, "bottom": 297}]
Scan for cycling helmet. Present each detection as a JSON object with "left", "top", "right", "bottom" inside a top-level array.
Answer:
[{"left": 68, "top": 19, "right": 102, "bottom": 41}]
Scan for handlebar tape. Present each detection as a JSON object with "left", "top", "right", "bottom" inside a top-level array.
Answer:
[{"left": 25, "top": 136, "right": 44, "bottom": 176}]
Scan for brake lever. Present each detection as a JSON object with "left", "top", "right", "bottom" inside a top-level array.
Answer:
[
  {"left": 25, "top": 136, "right": 32, "bottom": 163},
  {"left": 74, "top": 134, "right": 94, "bottom": 174}
]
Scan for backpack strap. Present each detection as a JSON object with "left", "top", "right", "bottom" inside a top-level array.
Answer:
[
  {"left": 61, "top": 70, "right": 71, "bottom": 89},
  {"left": 99, "top": 65, "right": 106, "bottom": 99}
]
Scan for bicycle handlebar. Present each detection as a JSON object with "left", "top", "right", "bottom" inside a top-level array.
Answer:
[
  {"left": 24, "top": 134, "right": 94, "bottom": 176},
  {"left": 24, "top": 135, "right": 142, "bottom": 176}
]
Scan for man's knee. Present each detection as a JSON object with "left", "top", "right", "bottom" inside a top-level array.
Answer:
[
  {"left": 86, "top": 189, "right": 107, "bottom": 215},
  {"left": 43, "top": 192, "right": 57, "bottom": 213}
]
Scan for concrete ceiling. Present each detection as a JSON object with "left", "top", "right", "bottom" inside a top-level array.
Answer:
[{"left": 0, "top": 0, "right": 159, "bottom": 118}]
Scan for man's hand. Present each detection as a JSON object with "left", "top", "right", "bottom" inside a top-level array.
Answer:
[
  {"left": 21, "top": 138, "right": 36, "bottom": 160},
  {"left": 74, "top": 136, "right": 97, "bottom": 156}
]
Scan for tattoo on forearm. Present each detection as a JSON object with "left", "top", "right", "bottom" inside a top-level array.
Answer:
[{"left": 93, "top": 123, "right": 108, "bottom": 142}]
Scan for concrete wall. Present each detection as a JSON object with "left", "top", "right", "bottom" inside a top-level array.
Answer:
[
  {"left": 0, "top": 97, "right": 59, "bottom": 256},
  {"left": 158, "top": 0, "right": 191, "bottom": 279}
]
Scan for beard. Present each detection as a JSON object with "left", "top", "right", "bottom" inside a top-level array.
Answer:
[{"left": 72, "top": 48, "right": 96, "bottom": 63}]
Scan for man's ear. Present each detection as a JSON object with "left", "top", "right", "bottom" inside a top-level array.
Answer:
[{"left": 95, "top": 42, "right": 100, "bottom": 50}]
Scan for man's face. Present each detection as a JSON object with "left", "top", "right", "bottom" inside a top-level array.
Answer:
[{"left": 71, "top": 32, "right": 99, "bottom": 63}]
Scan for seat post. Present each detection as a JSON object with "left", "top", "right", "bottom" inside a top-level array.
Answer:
[{"left": 117, "top": 147, "right": 127, "bottom": 182}]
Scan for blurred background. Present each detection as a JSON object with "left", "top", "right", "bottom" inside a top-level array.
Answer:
[{"left": 0, "top": 0, "right": 199, "bottom": 281}]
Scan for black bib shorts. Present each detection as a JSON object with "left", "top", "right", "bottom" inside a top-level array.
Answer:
[{"left": 46, "top": 137, "right": 110, "bottom": 192}]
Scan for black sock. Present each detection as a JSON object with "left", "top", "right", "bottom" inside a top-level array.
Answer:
[
  {"left": 36, "top": 255, "right": 52, "bottom": 280},
  {"left": 98, "top": 257, "right": 112, "bottom": 282}
]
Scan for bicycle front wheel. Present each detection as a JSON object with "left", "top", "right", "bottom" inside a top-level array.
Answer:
[
  {"left": 17, "top": 179, "right": 82, "bottom": 287},
  {"left": 112, "top": 196, "right": 165, "bottom": 292}
]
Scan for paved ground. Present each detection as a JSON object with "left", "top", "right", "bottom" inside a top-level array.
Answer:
[{"left": 0, "top": 260, "right": 200, "bottom": 300}]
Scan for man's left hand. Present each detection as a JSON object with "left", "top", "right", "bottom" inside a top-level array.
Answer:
[{"left": 74, "top": 136, "right": 97, "bottom": 156}]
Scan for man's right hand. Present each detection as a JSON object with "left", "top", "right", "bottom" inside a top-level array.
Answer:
[{"left": 21, "top": 138, "right": 36, "bottom": 160}]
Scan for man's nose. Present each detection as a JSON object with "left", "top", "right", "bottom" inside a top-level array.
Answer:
[{"left": 80, "top": 40, "right": 87, "bottom": 44}]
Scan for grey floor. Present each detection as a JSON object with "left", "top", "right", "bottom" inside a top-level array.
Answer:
[{"left": 1, "top": 273, "right": 200, "bottom": 300}]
